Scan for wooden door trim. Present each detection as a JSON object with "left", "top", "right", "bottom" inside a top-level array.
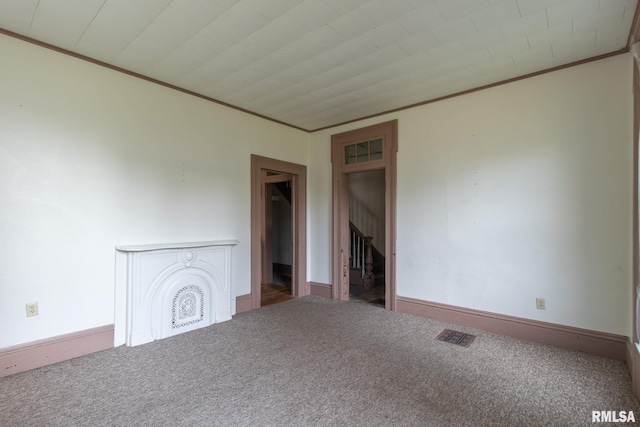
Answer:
[
  {"left": 264, "top": 174, "right": 294, "bottom": 184},
  {"left": 251, "top": 155, "right": 308, "bottom": 310},
  {"left": 331, "top": 120, "right": 398, "bottom": 310}
]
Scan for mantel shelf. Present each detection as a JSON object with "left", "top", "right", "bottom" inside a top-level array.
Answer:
[{"left": 116, "top": 240, "right": 239, "bottom": 252}]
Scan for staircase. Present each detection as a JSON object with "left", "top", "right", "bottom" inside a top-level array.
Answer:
[
  {"left": 349, "top": 192, "right": 384, "bottom": 252},
  {"left": 349, "top": 190, "right": 384, "bottom": 287},
  {"left": 349, "top": 222, "right": 384, "bottom": 288}
]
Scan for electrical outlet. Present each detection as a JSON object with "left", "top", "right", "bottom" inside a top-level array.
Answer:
[
  {"left": 536, "top": 298, "right": 546, "bottom": 310},
  {"left": 26, "top": 302, "right": 38, "bottom": 317}
]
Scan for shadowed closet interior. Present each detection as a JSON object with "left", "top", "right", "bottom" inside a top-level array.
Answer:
[{"left": 261, "top": 179, "right": 294, "bottom": 307}]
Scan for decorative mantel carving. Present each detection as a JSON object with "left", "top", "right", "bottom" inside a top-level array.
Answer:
[{"left": 116, "top": 241, "right": 238, "bottom": 347}]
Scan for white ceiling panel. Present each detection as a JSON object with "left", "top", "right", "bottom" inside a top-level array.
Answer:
[
  {"left": 137, "top": 22, "right": 192, "bottom": 51},
  {"left": 164, "top": 0, "right": 226, "bottom": 29},
  {"left": 152, "top": 5, "right": 204, "bottom": 36},
  {"left": 328, "top": 8, "right": 376, "bottom": 38},
  {"left": 436, "top": 0, "right": 491, "bottom": 21},
  {"left": 87, "top": 0, "right": 157, "bottom": 42},
  {"left": 398, "top": 3, "right": 446, "bottom": 35},
  {"left": 489, "top": 37, "right": 530, "bottom": 59},
  {"left": 213, "top": 0, "right": 242, "bottom": 8},
  {"left": 0, "top": 0, "right": 37, "bottom": 34},
  {"left": 288, "top": 25, "right": 344, "bottom": 55},
  {"left": 243, "top": 0, "right": 302, "bottom": 20},
  {"left": 515, "top": 0, "right": 566, "bottom": 17},
  {"left": 461, "top": 27, "right": 505, "bottom": 50},
  {"left": 546, "top": 0, "right": 600, "bottom": 27},
  {"left": 314, "top": 36, "right": 379, "bottom": 70},
  {"left": 598, "top": 18, "right": 635, "bottom": 52},
  {"left": 527, "top": 22, "right": 573, "bottom": 48},
  {"left": 398, "top": 31, "right": 440, "bottom": 55},
  {"left": 364, "top": 21, "right": 410, "bottom": 48},
  {"left": 514, "top": 44, "right": 554, "bottom": 67},
  {"left": 429, "top": 40, "right": 468, "bottom": 63},
  {"left": 112, "top": 37, "right": 171, "bottom": 74},
  {"left": 31, "top": 0, "right": 105, "bottom": 25},
  {"left": 28, "top": 0, "right": 104, "bottom": 49},
  {"left": 147, "top": 36, "right": 219, "bottom": 81},
  {"left": 0, "top": 0, "right": 637, "bottom": 130},
  {"left": 28, "top": 17, "right": 86, "bottom": 50},
  {"left": 500, "top": 10, "right": 549, "bottom": 40},
  {"left": 323, "top": 0, "right": 370, "bottom": 15},
  {"left": 360, "top": 0, "right": 413, "bottom": 26},
  {"left": 432, "top": 16, "right": 479, "bottom": 42},
  {"left": 218, "top": 1, "right": 269, "bottom": 37},
  {"left": 479, "top": 56, "right": 516, "bottom": 75},
  {"left": 130, "top": 0, "right": 171, "bottom": 14},
  {"left": 469, "top": 0, "right": 521, "bottom": 33},
  {"left": 178, "top": 53, "right": 243, "bottom": 89},
  {"left": 551, "top": 31, "right": 597, "bottom": 59},
  {"left": 244, "top": 14, "right": 308, "bottom": 56},
  {"left": 287, "top": 0, "right": 340, "bottom": 30},
  {"left": 74, "top": 25, "right": 131, "bottom": 62},
  {"left": 446, "top": 48, "right": 493, "bottom": 70},
  {"left": 573, "top": 2, "right": 627, "bottom": 35}
]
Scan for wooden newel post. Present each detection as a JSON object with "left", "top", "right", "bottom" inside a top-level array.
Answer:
[{"left": 363, "top": 236, "right": 375, "bottom": 288}]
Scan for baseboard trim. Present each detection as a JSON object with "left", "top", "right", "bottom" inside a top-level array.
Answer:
[
  {"left": 0, "top": 325, "right": 114, "bottom": 378},
  {"left": 628, "top": 338, "right": 640, "bottom": 398},
  {"left": 396, "top": 296, "right": 627, "bottom": 361},
  {"left": 235, "top": 294, "right": 252, "bottom": 314},
  {"left": 309, "top": 282, "right": 332, "bottom": 299}
]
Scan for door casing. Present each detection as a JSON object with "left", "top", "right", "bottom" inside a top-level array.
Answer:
[
  {"left": 331, "top": 120, "right": 398, "bottom": 310},
  {"left": 251, "top": 155, "right": 307, "bottom": 309}
]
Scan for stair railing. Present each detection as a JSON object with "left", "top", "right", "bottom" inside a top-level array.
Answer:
[
  {"left": 349, "top": 222, "right": 375, "bottom": 288},
  {"left": 349, "top": 193, "right": 384, "bottom": 252}
]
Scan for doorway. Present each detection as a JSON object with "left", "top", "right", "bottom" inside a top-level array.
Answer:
[
  {"left": 348, "top": 169, "right": 386, "bottom": 307},
  {"left": 262, "top": 177, "right": 294, "bottom": 306},
  {"left": 251, "top": 155, "right": 308, "bottom": 310},
  {"left": 331, "top": 120, "right": 398, "bottom": 310}
]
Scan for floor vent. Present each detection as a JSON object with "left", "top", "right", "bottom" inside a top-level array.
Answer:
[{"left": 435, "top": 329, "right": 476, "bottom": 348}]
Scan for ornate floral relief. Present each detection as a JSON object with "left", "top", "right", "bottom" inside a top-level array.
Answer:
[
  {"left": 171, "top": 284, "right": 204, "bottom": 329},
  {"left": 179, "top": 292, "right": 196, "bottom": 319}
]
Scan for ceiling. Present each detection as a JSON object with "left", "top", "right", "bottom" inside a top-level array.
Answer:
[{"left": 0, "top": 0, "right": 637, "bottom": 131}]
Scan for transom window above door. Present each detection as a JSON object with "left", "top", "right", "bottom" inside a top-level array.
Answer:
[{"left": 345, "top": 139, "right": 383, "bottom": 164}]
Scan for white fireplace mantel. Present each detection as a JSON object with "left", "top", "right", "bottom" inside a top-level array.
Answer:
[
  {"left": 116, "top": 240, "right": 239, "bottom": 252},
  {"left": 116, "top": 240, "right": 238, "bottom": 347}
]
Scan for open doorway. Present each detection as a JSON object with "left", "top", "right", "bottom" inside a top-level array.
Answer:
[
  {"left": 331, "top": 120, "right": 397, "bottom": 310},
  {"left": 262, "top": 177, "right": 294, "bottom": 306},
  {"left": 250, "top": 155, "right": 308, "bottom": 310},
  {"left": 348, "top": 170, "right": 386, "bottom": 307}
]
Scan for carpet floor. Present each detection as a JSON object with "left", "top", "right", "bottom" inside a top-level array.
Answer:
[{"left": 1, "top": 296, "right": 638, "bottom": 426}]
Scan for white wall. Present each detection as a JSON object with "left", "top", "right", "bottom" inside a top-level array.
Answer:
[
  {"left": 0, "top": 34, "right": 309, "bottom": 348},
  {"left": 1, "top": 33, "right": 632, "bottom": 350},
  {"left": 310, "top": 54, "right": 633, "bottom": 336}
]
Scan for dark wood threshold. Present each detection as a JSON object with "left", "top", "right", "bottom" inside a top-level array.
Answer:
[{"left": 261, "top": 283, "right": 294, "bottom": 307}]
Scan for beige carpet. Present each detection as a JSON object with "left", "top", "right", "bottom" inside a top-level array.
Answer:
[{"left": 1, "top": 296, "right": 638, "bottom": 426}]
